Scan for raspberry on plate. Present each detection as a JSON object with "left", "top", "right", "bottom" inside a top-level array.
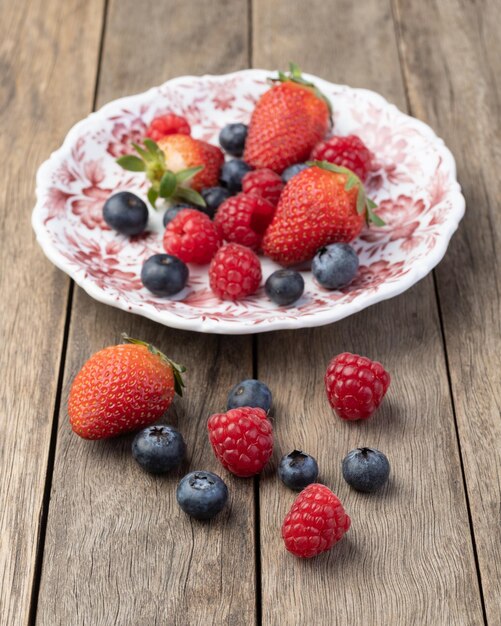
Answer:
[
  {"left": 209, "top": 243, "right": 262, "bottom": 300},
  {"left": 282, "top": 483, "right": 350, "bottom": 558},
  {"left": 214, "top": 193, "right": 275, "bottom": 250},
  {"left": 163, "top": 208, "right": 222, "bottom": 264},
  {"left": 207, "top": 407, "right": 273, "bottom": 477},
  {"left": 325, "top": 352, "right": 390, "bottom": 421},
  {"left": 310, "top": 134, "right": 373, "bottom": 182},
  {"left": 146, "top": 113, "right": 191, "bottom": 141},
  {"left": 242, "top": 168, "right": 284, "bottom": 206}
]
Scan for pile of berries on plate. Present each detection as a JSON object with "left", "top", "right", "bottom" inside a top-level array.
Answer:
[
  {"left": 68, "top": 335, "right": 391, "bottom": 559},
  {"left": 103, "top": 64, "right": 383, "bottom": 306}
]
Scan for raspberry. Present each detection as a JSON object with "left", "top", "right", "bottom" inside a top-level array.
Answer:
[
  {"left": 311, "top": 135, "right": 373, "bottom": 182},
  {"left": 282, "top": 484, "right": 350, "bottom": 558},
  {"left": 325, "top": 352, "right": 390, "bottom": 421},
  {"left": 242, "top": 168, "right": 284, "bottom": 206},
  {"left": 163, "top": 209, "right": 221, "bottom": 265},
  {"left": 146, "top": 113, "right": 191, "bottom": 141},
  {"left": 214, "top": 193, "right": 275, "bottom": 250},
  {"left": 209, "top": 243, "right": 262, "bottom": 300},
  {"left": 207, "top": 407, "right": 273, "bottom": 477}
]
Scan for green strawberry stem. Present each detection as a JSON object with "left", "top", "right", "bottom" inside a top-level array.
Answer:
[
  {"left": 121, "top": 333, "right": 186, "bottom": 397},
  {"left": 272, "top": 62, "right": 333, "bottom": 121},
  {"left": 116, "top": 139, "right": 206, "bottom": 209},
  {"left": 307, "top": 160, "right": 385, "bottom": 227}
]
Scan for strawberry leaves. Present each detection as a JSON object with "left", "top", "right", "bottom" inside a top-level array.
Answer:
[
  {"left": 116, "top": 139, "right": 206, "bottom": 209},
  {"left": 307, "top": 160, "right": 384, "bottom": 227},
  {"left": 273, "top": 62, "right": 333, "bottom": 120}
]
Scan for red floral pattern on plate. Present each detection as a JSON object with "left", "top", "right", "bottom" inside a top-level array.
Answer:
[{"left": 32, "top": 70, "right": 464, "bottom": 334}]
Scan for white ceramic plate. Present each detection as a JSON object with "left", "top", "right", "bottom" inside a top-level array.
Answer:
[{"left": 32, "top": 69, "right": 464, "bottom": 334}]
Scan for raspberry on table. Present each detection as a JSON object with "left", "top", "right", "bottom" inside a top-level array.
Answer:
[
  {"left": 242, "top": 168, "right": 284, "bottom": 206},
  {"left": 214, "top": 193, "right": 276, "bottom": 250},
  {"left": 163, "top": 208, "right": 222, "bottom": 265},
  {"left": 282, "top": 483, "right": 350, "bottom": 558},
  {"left": 325, "top": 352, "right": 390, "bottom": 421},
  {"left": 146, "top": 113, "right": 191, "bottom": 141},
  {"left": 311, "top": 134, "right": 373, "bottom": 182},
  {"left": 207, "top": 407, "right": 273, "bottom": 477},
  {"left": 209, "top": 243, "right": 262, "bottom": 300}
]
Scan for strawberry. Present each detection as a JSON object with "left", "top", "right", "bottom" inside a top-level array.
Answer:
[
  {"left": 116, "top": 136, "right": 223, "bottom": 209},
  {"left": 243, "top": 63, "right": 331, "bottom": 173},
  {"left": 68, "top": 335, "right": 185, "bottom": 440},
  {"left": 262, "top": 161, "right": 383, "bottom": 266}
]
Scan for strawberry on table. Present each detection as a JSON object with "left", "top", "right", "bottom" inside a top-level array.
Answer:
[
  {"left": 262, "top": 161, "right": 383, "bottom": 266},
  {"left": 146, "top": 113, "right": 191, "bottom": 141},
  {"left": 68, "top": 335, "right": 185, "bottom": 440},
  {"left": 244, "top": 63, "right": 331, "bottom": 173}
]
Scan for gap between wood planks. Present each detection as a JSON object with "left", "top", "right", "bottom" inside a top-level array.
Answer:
[
  {"left": 27, "top": 1, "right": 111, "bottom": 623},
  {"left": 390, "top": 1, "right": 488, "bottom": 622}
]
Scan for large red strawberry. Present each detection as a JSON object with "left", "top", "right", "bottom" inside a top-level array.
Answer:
[
  {"left": 68, "top": 335, "right": 185, "bottom": 440},
  {"left": 243, "top": 64, "right": 331, "bottom": 173},
  {"left": 262, "top": 161, "right": 383, "bottom": 266}
]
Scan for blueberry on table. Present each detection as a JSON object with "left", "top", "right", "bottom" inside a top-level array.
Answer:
[
  {"left": 132, "top": 425, "right": 186, "bottom": 474},
  {"left": 176, "top": 471, "right": 229, "bottom": 520},
  {"left": 201, "top": 186, "right": 232, "bottom": 217},
  {"left": 265, "top": 269, "right": 304, "bottom": 306},
  {"left": 227, "top": 379, "right": 272, "bottom": 412},
  {"left": 220, "top": 159, "right": 253, "bottom": 192},
  {"left": 141, "top": 254, "right": 188, "bottom": 297},
  {"left": 103, "top": 191, "right": 148, "bottom": 235},
  {"left": 219, "top": 123, "right": 248, "bottom": 157},
  {"left": 342, "top": 447, "right": 390, "bottom": 492},
  {"left": 312, "top": 243, "right": 359, "bottom": 289},
  {"left": 281, "top": 163, "right": 309, "bottom": 184},
  {"left": 278, "top": 450, "right": 319, "bottom": 491}
]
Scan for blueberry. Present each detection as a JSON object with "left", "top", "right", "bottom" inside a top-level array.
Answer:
[
  {"left": 220, "top": 159, "right": 253, "bottom": 192},
  {"left": 103, "top": 191, "right": 148, "bottom": 235},
  {"left": 201, "top": 186, "right": 231, "bottom": 217},
  {"left": 278, "top": 450, "right": 319, "bottom": 491},
  {"left": 312, "top": 243, "right": 359, "bottom": 289},
  {"left": 141, "top": 254, "right": 188, "bottom": 297},
  {"left": 342, "top": 447, "right": 390, "bottom": 492},
  {"left": 265, "top": 269, "right": 304, "bottom": 306},
  {"left": 227, "top": 379, "right": 272, "bottom": 412},
  {"left": 219, "top": 123, "right": 248, "bottom": 157},
  {"left": 176, "top": 471, "right": 228, "bottom": 520},
  {"left": 281, "top": 163, "right": 309, "bottom": 184},
  {"left": 132, "top": 425, "right": 186, "bottom": 474}
]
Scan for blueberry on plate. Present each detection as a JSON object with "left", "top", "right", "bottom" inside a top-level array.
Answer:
[
  {"left": 141, "top": 254, "right": 188, "bottom": 297},
  {"left": 265, "top": 269, "right": 304, "bottom": 306},
  {"left": 201, "top": 186, "right": 232, "bottom": 217},
  {"left": 278, "top": 450, "right": 319, "bottom": 491},
  {"left": 281, "top": 163, "right": 309, "bottom": 184},
  {"left": 176, "top": 471, "right": 229, "bottom": 520},
  {"left": 342, "top": 447, "right": 390, "bottom": 492},
  {"left": 312, "top": 243, "right": 359, "bottom": 290},
  {"left": 220, "top": 159, "right": 253, "bottom": 192},
  {"left": 132, "top": 425, "right": 186, "bottom": 474},
  {"left": 103, "top": 191, "right": 148, "bottom": 235},
  {"left": 227, "top": 379, "right": 272, "bottom": 412},
  {"left": 219, "top": 123, "right": 248, "bottom": 157}
]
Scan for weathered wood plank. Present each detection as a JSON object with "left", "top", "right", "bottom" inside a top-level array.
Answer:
[
  {"left": 35, "top": 1, "right": 256, "bottom": 625},
  {"left": 0, "top": 1, "right": 104, "bottom": 625},
  {"left": 393, "top": 0, "right": 501, "bottom": 622},
  {"left": 253, "top": 0, "right": 484, "bottom": 624}
]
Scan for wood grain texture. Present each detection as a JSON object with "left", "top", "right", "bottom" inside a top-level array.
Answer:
[
  {"left": 0, "top": 1, "right": 104, "bottom": 625},
  {"left": 393, "top": 0, "right": 501, "bottom": 622},
  {"left": 35, "top": 1, "right": 256, "bottom": 625},
  {"left": 253, "top": 1, "right": 484, "bottom": 624}
]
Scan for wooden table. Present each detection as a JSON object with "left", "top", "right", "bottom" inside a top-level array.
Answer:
[{"left": 2, "top": 0, "right": 500, "bottom": 624}]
